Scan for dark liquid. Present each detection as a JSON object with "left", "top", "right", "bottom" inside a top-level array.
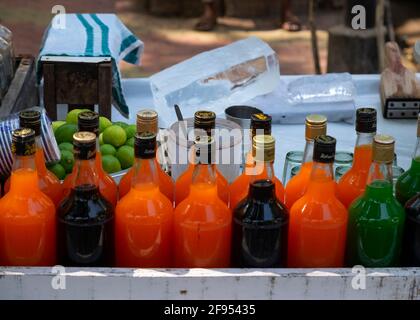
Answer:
[
  {"left": 58, "top": 184, "right": 115, "bottom": 267},
  {"left": 232, "top": 198, "right": 289, "bottom": 268},
  {"left": 401, "top": 194, "right": 420, "bottom": 266}
]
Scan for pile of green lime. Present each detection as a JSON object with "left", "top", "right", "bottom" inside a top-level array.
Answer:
[{"left": 49, "top": 109, "right": 135, "bottom": 179}]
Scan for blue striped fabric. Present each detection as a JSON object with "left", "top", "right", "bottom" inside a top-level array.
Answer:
[{"left": 0, "top": 107, "right": 60, "bottom": 177}]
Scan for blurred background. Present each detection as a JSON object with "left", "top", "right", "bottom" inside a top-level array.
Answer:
[{"left": 0, "top": 0, "right": 419, "bottom": 77}]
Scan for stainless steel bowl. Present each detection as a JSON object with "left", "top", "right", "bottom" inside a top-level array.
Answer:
[{"left": 225, "top": 105, "right": 263, "bottom": 129}]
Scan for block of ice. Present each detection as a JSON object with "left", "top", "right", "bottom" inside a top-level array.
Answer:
[{"left": 150, "top": 36, "right": 280, "bottom": 127}]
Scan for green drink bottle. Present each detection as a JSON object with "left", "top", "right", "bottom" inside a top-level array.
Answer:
[
  {"left": 396, "top": 114, "right": 420, "bottom": 206},
  {"left": 346, "top": 135, "right": 405, "bottom": 267}
]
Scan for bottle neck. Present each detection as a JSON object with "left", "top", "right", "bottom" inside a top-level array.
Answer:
[
  {"left": 131, "top": 156, "right": 159, "bottom": 191},
  {"left": 190, "top": 163, "right": 218, "bottom": 197},
  {"left": 365, "top": 161, "right": 394, "bottom": 198},
  {"left": 71, "top": 156, "right": 99, "bottom": 189},
  {"left": 302, "top": 139, "right": 314, "bottom": 164},
  {"left": 353, "top": 132, "right": 374, "bottom": 168},
  {"left": 253, "top": 160, "right": 275, "bottom": 179},
  {"left": 413, "top": 137, "right": 420, "bottom": 161},
  {"left": 306, "top": 161, "right": 335, "bottom": 196},
  {"left": 34, "top": 135, "right": 47, "bottom": 172},
  {"left": 249, "top": 186, "right": 275, "bottom": 203},
  {"left": 10, "top": 154, "right": 38, "bottom": 193}
]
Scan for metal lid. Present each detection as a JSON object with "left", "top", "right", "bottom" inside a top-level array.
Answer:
[
  {"left": 252, "top": 134, "right": 275, "bottom": 162},
  {"left": 194, "top": 110, "right": 216, "bottom": 133},
  {"left": 11, "top": 128, "right": 36, "bottom": 156},
  {"left": 313, "top": 135, "right": 336, "bottom": 163},
  {"left": 305, "top": 114, "right": 327, "bottom": 140},
  {"left": 251, "top": 113, "right": 272, "bottom": 136},
  {"left": 78, "top": 111, "right": 99, "bottom": 135},
  {"left": 19, "top": 110, "right": 41, "bottom": 136},
  {"left": 136, "top": 109, "right": 158, "bottom": 135},
  {"left": 356, "top": 108, "right": 377, "bottom": 133},
  {"left": 373, "top": 134, "right": 395, "bottom": 163}
]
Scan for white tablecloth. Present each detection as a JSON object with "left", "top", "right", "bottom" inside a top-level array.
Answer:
[{"left": 112, "top": 75, "right": 417, "bottom": 173}]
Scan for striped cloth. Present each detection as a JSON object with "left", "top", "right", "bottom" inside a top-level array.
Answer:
[
  {"left": 0, "top": 107, "right": 60, "bottom": 177},
  {"left": 37, "top": 13, "right": 144, "bottom": 118}
]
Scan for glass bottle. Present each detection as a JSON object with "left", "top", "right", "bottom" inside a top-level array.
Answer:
[
  {"left": 119, "top": 110, "right": 174, "bottom": 201},
  {"left": 62, "top": 111, "right": 118, "bottom": 206},
  {"left": 0, "top": 128, "right": 56, "bottom": 266},
  {"left": 346, "top": 135, "right": 405, "bottom": 267},
  {"left": 175, "top": 110, "right": 228, "bottom": 205},
  {"left": 230, "top": 134, "right": 284, "bottom": 210},
  {"left": 401, "top": 193, "right": 420, "bottom": 266},
  {"left": 284, "top": 114, "right": 327, "bottom": 208},
  {"left": 4, "top": 110, "right": 64, "bottom": 207},
  {"left": 337, "top": 108, "right": 377, "bottom": 208},
  {"left": 288, "top": 135, "right": 347, "bottom": 267},
  {"left": 396, "top": 114, "right": 420, "bottom": 206},
  {"left": 116, "top": 132, "right": 173, "bottom": 267},
  {"left": 232, "top": 179, "right": 288, "bottom": 267},
  {"left": 174, "top": 136, "right": 231, "bottom": 267},
  {"left": 58, "top": 131, "right": 114, "bottom": 266}
]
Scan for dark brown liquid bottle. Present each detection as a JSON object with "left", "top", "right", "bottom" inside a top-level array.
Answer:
[
  {"left": 58, "top": 131, "right": 115, "bottom": 266},
  {"left": 401, "top": 193, "right": 420, "bottom": 266},
  {"left": 232, "top": 179, "right": 289, "bottom": 267}
]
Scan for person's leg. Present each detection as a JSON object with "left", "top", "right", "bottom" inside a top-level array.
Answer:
[
  {"left": 281, "top": 0, "right": 302, "bottom": 32},
  {"left": 195, "top": 0, "right": 218, "bottom": 31}
]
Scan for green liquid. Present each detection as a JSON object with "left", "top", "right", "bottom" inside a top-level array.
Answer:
[
  {"left": 396, "top": 157, "right": 420, "bottom": 206},
  {"left": 346, "top": 180, "right": 405, "bottom": 267}
]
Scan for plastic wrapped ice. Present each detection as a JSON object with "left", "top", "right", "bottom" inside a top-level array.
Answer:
[
  {"left": 150, "top": 36, "right": 280, "bottom": 127},
  {"left": 287, "top": 73, "right": 356, "bottom": 105}
]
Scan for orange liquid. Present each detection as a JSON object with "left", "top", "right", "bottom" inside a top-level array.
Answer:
[
  {"left": 288, "top": 167, "right": 347, "bottom": 267},
  {"left": 284, "top": 162, "right": 313, "bottom": 208},
  {"left": 229, "top": 163, "right": 285, "bottom": 210},
  {"left": 116, "top": 184, "right": 173, "bottom": 267},
  {"left": 0, "top": 168, "right": 56, "bottom": 266},
  {"left": 4, "top": 147, "right": 63, "bottom": 207},
  {"left": 337, "top": 145, "right": 373, "bottom": 208},
  {"left": 119, "top": 158, "right": 174, "bottom": 201},
  {"left": 62, "top": 153, "right": 118, "bottom": 206},
  {"left": 174, "top": 183, "right": 231, "bottom": 267},
  {"left": 175, "top": 164, "right": 229, "bottom": 205}
]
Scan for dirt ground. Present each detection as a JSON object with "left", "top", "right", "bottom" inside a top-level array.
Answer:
[{"left": 0, "top": 0, "right": 419, "bottom": 77}]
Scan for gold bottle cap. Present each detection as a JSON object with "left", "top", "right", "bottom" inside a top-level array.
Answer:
[
  {"left": 305, "top": 114, "right": 327, "bottom": 140},
  {"left": 417, "top": 113, "right": 420, "bottom": 137},
  {"left": 11, "top": 128, "right": 36, "bottom": 156},
  {"left": 373, "top": 134, "right": 395, "bottom": 163},
  {"left": 73, "top": 131, "right": 97, "bottom": 144},
  {"left": 252, "top": 134, "right": 275, "bottom": 162},
  {"left": 194, "top": 110, "right": 216, "bottom": 135},
  {"left": 136, "top": 109, "right": 158, "bottom": 135}
]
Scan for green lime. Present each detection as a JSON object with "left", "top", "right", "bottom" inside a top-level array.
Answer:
[
  {"left": 125, "top": 137, "right": 134, "bottom": 148},
  {"left": 113, "top": 121, "right": 129, "bottom": 129},
  {"left": 58, "top": 142, "right": 73, "bottom": 152},
  {"left": 99, "top": 116, "right": 112, "bottom": 133},
  {"left": 124, "top": 125, "right": 136, "bottom": 140},
  {"left": 102, "top": 155, "right": 121, "bottom": 174},
  {"left": 52, "top": 121, "right": 66, "bottom": 133},
  {"left": 103, "top": 125, "right": 127, "bottom": 147},
  {"left": 60, "top": 150, "right": 74, "bottom": 173},
  {"left": 48, "top": 163, "right": 66, "bottom": 180},
  {"left": 65, "top": 109, "right": 88, "bottom": 125},
  {"left": 100, "top": 144, "right": 117, "bottom": 156},
  {"left": 55, "top": 123, "right": 77, "bottom": 144},
  {"left": 99, "top": 133, "right": 104, "bottom": 145},
  {"left": 116, "top": 145, "right": 134, "bottom": 169}
]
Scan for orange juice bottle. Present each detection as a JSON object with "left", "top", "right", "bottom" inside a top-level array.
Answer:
[
  {"left": 174, "top": 136, "right": 231, "bottom": 267},
  {"left": 4, "top": 110, "right": 64, "bottom": 207},
  {"left": 243, "top": 113, "right": 272, "bottom": 169},
  {"left": 284, "top": 114, "right": 327, "bottom": 208},
  {"left": 175, "top": 111, "right": 228, "bottom": 205},
  {"left": 62, "top": 111, "right": 118, "bottom": 206},
  {"left": 116, "top": 132, "right": 173, "bottom": 267},
  {"left": 119, "top": 110, "right": 173, "bottom": 201},
  {"left": 288, "top": 135, "right": 347, "bottom": 267},
  {"left": 0, "top": 128, "right": 56, "bottom": 266},
  {"left": 337, "top": 108, "right": 376, "bottom": 208},
  {"left": 230, "top": 135, "right": 284, "bottom": 210}
]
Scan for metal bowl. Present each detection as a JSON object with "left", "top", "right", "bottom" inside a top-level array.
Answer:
[{"left": 225, "top": 105, "right": 263, "bottom": 129}]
